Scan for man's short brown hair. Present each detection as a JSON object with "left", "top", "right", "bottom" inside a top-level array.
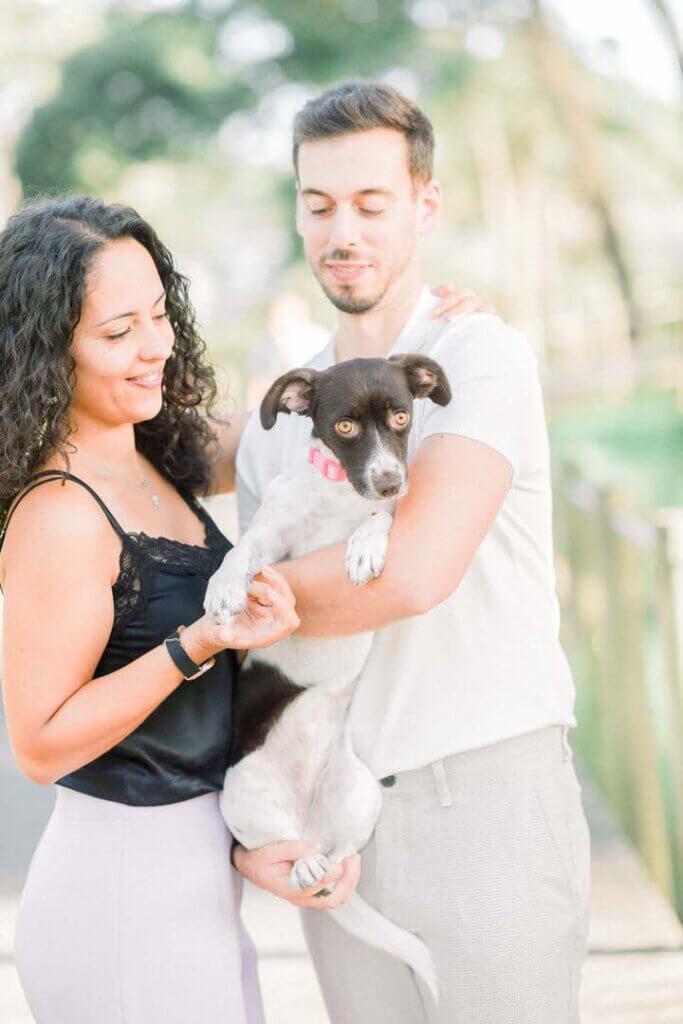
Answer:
[{"left": 292, "top": 81, "right": 435, "bottom": 185}]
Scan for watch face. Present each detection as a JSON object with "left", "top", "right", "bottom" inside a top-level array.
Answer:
[{"left": 186, "top": 658, "right": 215, "bottom": 681}]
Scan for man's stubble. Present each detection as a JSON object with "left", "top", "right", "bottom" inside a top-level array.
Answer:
[{"left": 312, "top": 245, "right": 415, "bottom": 317}]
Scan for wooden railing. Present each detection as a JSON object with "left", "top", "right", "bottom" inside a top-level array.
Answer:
[{"left": 553, "top": 460, "right": 683, "bottom": 916}]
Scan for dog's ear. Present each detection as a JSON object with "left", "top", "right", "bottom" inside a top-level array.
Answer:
[
  {"left": 389, "top": 354, "right": 451, "bottom": 406},
  {"left": 260, "top": 368, "right": 319, "bottom": 430}
]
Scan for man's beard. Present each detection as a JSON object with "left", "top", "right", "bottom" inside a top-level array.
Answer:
[
  {"left": 315, "top": 253, "right": 387, "bottom": 315},
  {"left": 319, "top": 280, "right": 386, "bottom": 315}
]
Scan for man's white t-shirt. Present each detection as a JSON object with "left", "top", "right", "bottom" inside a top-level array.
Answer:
[{"left": 236, "top": 287, "right": 576, "bottom": 779}]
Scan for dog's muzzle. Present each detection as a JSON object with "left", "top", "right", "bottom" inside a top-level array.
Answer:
[{"left": 369, "top": 469, "right": 405, "bottom": 499}]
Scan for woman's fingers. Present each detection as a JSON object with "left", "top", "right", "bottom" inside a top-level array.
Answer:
[
  {"left": 430, "top": 288, "right": 474, "bottom": 316},
  {"left": 241, "top": 598, "right": 274, "bottom": 623},
  {"left": 258, "top": 580, "right": 300, "bottom": 631},
  {"left": 390, "top": 280, "right": 498, "bottom": 322},
  {"left": 214, "top": 569, "right": 299, "bottom": 648},
  {"left": 431, "top": 281, "right": 454, "bottom": 297},
  {"left": 261, "top": 565, "right": 296, "bottom": 605},
  {"left": 260, "top": 583, "right": 298, "bottom": 623},
  {"left": 247, "top": 588, "right": 300, "bottom": 643},
  {"left": 429, "top": 287, "right": 495, "bottom": 321},
  {"left": 246, "top": 581, "right": 273, "bottom": 606}
]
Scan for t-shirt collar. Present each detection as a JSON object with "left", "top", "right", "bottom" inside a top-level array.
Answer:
[
  {"left": 386, "top": 285, "right": 440, "bottom": 358},
  {"left": 316, "top": 284, "right": 438, "bottom": 369}
]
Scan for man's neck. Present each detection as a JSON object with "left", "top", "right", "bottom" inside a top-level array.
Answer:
[{"left": 333, "top": 272, "right": 424, "bottom": 364}]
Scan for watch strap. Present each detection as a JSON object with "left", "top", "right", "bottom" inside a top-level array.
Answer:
[{"left": 164, "top": 628, "right": 215, "bottom": 680}]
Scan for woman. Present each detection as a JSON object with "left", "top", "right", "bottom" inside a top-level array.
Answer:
[
  {"left": 0, "top": 195, "right": 478, "bottom": 1022},
  {"left": 0, "top": 195, "right": 361, "bottom": 1024}
]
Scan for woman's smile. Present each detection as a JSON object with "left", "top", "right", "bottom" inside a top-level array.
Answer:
[{"left": 126, "top": 368, "right": 164, "bottom": 390}]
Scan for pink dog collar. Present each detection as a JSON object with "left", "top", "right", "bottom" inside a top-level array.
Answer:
[{"left": 308, "top": 445, "right": 347, "bottom": 483}]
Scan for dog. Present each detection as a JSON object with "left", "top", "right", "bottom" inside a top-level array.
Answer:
[{"left": 204, "top": 353, "right": 451, "bottom": 1001}]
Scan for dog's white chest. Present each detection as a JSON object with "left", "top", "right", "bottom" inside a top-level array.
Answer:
[
  {"left": 242, "top": 476, "right": 386, "bottom": 686},
  {"left": 284, "top": 480, "right": 373, "bottom": 558}
]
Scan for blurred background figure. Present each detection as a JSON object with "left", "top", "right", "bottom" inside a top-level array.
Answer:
[
  {"left": 246, "top": 292, "right": 329, "bottom": 407},
  {"left": 0, "top": 1, "right": 681, "bottom": 1021}
]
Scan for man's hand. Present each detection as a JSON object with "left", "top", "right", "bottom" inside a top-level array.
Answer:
[
  {"left": 430, "top": 282, "right": 495, "bottom": 320},
  {"left": 232, "top": 839, "right": 361, "bottom": 909}
]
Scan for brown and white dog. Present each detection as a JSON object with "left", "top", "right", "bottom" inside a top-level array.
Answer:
[{"left": 204, "top": 354, "right": 451, "bottom": 1001}]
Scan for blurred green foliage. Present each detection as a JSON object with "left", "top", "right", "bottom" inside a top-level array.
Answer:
[
  {"left": 16, "top": 10, "right": 254, "bottom": 194},
  {"left": 16, "top": 0, "right": 424, "bottom": 195},
  {"left": 9, "top": 0, "right": 681, "bottom": 403},
  {"left": 258, "top": 0, "right": 415, "bottom": 82},
  {"left": 550, "top": 389, "right": 683, "bottom": 507}
]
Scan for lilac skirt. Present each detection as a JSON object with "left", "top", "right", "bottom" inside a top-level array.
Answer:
[{"left": 15, "top": 786, "right": 265, "bottom": 1024}]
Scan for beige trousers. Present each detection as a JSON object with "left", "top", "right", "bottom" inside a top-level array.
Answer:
[{"left": 302, "top": 726, "right": 591, "bottom": 1024}]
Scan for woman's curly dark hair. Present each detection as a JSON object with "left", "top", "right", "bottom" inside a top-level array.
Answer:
[{"left": 0, "top": 195, "right": 222, "bottom": 534}]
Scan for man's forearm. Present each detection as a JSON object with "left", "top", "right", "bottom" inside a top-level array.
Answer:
[
  {"left": 271, "top": 435, "right": 510, "bottom": 636},
  {"left": 275, "top": 540, "right": 425, "bottom": 637}
]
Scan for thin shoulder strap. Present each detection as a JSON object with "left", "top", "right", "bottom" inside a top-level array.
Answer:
[{"left": 0, "top": 470, "right": 126, "bottom": 554}]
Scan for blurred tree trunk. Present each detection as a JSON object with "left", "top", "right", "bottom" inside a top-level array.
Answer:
[
  {"left": 529, "top": 0, "right": 643, "bottom": 350},
  {"left": 470, "top": 108, "right": 550, "bottom": 357},
  {"left": 649, "top": 0, "right": 683, "bottom": 80}
]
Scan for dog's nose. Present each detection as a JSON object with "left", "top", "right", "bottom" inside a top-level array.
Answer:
[{"left": 371, "top": 470, "right": 403, "bottom": 498}]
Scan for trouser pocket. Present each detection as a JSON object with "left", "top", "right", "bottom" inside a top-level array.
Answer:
[{"left": 532, "top": 762, "right": 591, "bottom": 909}]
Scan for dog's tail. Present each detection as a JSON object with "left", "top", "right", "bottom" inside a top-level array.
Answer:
[{"left": 331, "top": 891, "right": 438, "bottom": 1003}]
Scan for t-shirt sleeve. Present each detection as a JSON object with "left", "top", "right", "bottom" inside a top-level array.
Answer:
[
  {"left": 235, "top": 409, "right": 268, "bottom": 536},
  {"left": 418, "top": 315, "right": 541, "bottom": 483}
]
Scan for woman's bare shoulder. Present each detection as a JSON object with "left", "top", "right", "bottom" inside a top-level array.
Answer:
[{"left": 1, "top": 475, "right": 119, "bottom": 590}]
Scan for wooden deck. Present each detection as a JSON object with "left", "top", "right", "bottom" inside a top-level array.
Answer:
[{"left": 578, "top": 779, "right": 683, "bottom": 1023}]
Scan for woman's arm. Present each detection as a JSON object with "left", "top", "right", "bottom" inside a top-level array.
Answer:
[
  {"left": 205, "top": 409, "right": 251, "bottom": 496},
  {"left": 0, "top": 484, "right": 297, "bottom": 785}
]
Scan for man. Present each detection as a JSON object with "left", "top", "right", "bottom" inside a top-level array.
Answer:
[{"left": 234, "top": 82, "right": 590, "bottom": 1024}]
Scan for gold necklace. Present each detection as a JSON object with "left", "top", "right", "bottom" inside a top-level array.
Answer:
[{"left": 78, "top": 452, "right": 162, "bottom": 508}]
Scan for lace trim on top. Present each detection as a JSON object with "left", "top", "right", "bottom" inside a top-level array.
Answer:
[{"left": 111, "top": 493, "right": 230, "bottom": 630}]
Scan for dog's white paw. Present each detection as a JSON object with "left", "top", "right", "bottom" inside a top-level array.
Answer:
[
  {"left": 290, "top": 854, "right": 331, "bottom": 891},
  {"left": 345, "top": 519, "right": 390, "bottom": 587},
  {"left": 203, "top": 568, "right": 250, "bottom": 622}
]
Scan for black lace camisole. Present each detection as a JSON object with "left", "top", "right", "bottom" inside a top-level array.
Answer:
[{"left": 0, "top": 470, "right": 236, "bottom": 806}]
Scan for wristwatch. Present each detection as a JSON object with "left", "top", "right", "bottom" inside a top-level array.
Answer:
[{"left": 164, "top": 625, "right": 215, "bottom": 681}]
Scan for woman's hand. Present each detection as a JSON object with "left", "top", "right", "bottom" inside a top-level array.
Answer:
[
  {"left": 187, "top": 565, "right": 299, "bottom": 660},
  {"left": 215, "top": 565, "right": 299, "bottom": 650},
  {"left": 233, "top": 840, "right": 361, "bottom": 909},
  {"left": 430, "top": 282, "right": 495, "bottom": 320}
]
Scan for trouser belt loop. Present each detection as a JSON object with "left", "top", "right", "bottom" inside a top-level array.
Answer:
[{"left": 431, "top": 758, "right": 454, "bottom": 808}]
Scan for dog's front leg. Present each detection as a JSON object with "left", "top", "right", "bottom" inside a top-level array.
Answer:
[
  {"left": 345, "top": 509, "right": 394, "bottom": 587},
  {"left": 203, "top": 534, "right": 262, "bottom": 622},
  {"left": 204, "top": 483, "right": 301, "bottom": 622}
]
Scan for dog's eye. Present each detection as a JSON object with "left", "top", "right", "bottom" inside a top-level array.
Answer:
[
  {"left": 391, "top": 411, "right": 410, "bottom": 428},
  {"left": 335, "top": 419, "right": 357, "bottom": 436}
]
